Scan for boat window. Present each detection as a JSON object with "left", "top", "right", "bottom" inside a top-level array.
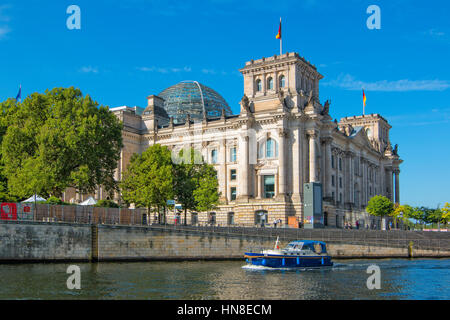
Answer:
[{"left": 314, "top": 243, "right": 322, "bottom": 253}]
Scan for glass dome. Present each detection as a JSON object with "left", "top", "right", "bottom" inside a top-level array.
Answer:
[{"left": 158, "top": 81, "right": 232, "bottom": 124}]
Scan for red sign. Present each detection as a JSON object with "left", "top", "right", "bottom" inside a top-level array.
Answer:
[{"left": 0, "top": 203, "right": 17, "bottom": 220}]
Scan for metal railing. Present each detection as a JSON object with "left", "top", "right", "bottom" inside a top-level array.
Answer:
[{"left": 1, "top": 203, "right": 448, "bottom": 251}]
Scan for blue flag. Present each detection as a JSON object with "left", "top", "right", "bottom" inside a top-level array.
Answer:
[{"left": 15, "top": 85, "right": 21, "bottom": 102}]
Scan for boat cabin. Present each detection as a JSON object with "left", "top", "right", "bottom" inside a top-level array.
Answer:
[{"left": 282, "top": 240, "right": 328, "bottom": 255}]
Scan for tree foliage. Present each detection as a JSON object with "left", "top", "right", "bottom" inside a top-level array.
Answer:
[
  {"left": 1, "top": 87, "right": 123, "bottom": 199},
  {"left": 442, "top": 203, "right": 450, "bottom": 221},
  {"left": 95, "top": 199, "right": 119, "bottom": 208},
  {"left": 193, "top": 163, "right": 220, "bottom": 212},
  {"left": 367, "top": 195, "right": 394, "bottom": 217},
  {"left": 121, "top": 144, "right": 174, "bottom": 214},
  {"left": 121, "top": 145, "right": 220, "bottom": 222},
  {"left": 173, "top": 148, "right": 201, "bottom": 224}
]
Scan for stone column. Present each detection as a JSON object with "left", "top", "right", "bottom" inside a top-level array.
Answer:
[
  {"left": 219, "top": 139, "right": 227, "bottom": 203},
  {"left": 322, "top": 137, "right": 333, "bottom": 198},
  {"left": 278, "top": 128, "right": 287, "bottom": 195},
  {"left": 257, "top": 174, "right": 263, "bottom": 199},
  {"left": 307, "top": 130, "right": 318, "bottom": 182},
  {"left": 361, "top": 159, "right": 366, "bottom": 205},
  {"left": 394, "top": 169, "right": 400, "bottom": 204},
  {"left": 238, "top": 134, "right": 249, "bottom": 201},
  {"left": 386, "top": 168, "right": 393, "bottom": 202},
  {"left": 291, "top": 129, "right": 301, "bottom": 202}
]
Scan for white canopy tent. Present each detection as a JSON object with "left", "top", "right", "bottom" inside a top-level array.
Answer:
[
  {"left": 22, "top": 194, "right": 46, "bottom": 203},
  {"left": 79, "top": 196, "right": 97, "bottom": 206}
]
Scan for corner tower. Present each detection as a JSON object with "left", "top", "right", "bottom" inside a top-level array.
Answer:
[{"left": 239, "top": 52, "right": 324, "bottom": 113}]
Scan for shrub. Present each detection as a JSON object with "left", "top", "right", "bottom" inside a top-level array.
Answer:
[{"left": 94, "top": 199, "right": 119, "bottom": 208}]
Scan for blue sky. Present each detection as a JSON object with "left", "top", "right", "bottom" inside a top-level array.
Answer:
[{"left": 0, "top": 0, "right": 449, "bottom": 208}]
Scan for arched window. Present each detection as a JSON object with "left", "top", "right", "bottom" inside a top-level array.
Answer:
[
  {"left": 191, "top": 212, "right": 198, "bottom": 225},
  {"left": 255, "top": 210, "right": 268, "bottom": 226},
  {"left": 209, "top": 212, "right": 216, "bottom": 225},
  {"left": 227, "top": 212, "right": 235, "bottom": 225},
  {"left": 256, "top": 79, "right": 262, "bottom": 92},
  {"left": 211, "top": 149, "right": 218, "bottom": 164},
  {"left": 267, "top": 77, "right": 274, "bottom": 90},
  {"left": 266, "top": 138, "right": 277, "bottom": 158},
  {"left": 279, "top": 75, "right": 285, "bottom": 88},
  {"left": 258, "top": 138, "right": 278, "bottom": 159}
]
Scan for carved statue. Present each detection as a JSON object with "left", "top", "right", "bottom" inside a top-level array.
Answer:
[
  {"left": 321, "top": 99, "right": 330, "bottom": 115},
  {"left": 278, "top": 90, "right": 288, "bottom": 110},
  {"left": 393, "top": 144, "right": 398, "bottom": 155},
  {"left": 306, "top": 90, "right": 313, "bottom": 106},
  {"left": 241, "top": 94, "right": 250, "bottom": 113}
]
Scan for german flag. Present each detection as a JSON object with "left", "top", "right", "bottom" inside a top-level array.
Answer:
[
  {"left": 276, "top": 18, "right": 281, "bottom": 39},
  {"left": 362, "top": 89, "right": 367, "bottom": 107}
]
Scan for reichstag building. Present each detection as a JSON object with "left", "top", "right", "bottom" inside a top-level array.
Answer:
[{"left": 65, "top": 52, "right": 403, "bottom": 228}]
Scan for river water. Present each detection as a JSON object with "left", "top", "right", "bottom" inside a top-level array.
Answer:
[{"left": 0, "top": 259, "right": 448, "bottom": 300}]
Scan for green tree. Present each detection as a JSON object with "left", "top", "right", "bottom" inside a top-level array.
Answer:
[
  {"left": 121, "top": 144, "right": 174, "bottom": 223},
  {"left": 0, "top": 99, "right": 19, "bottom": 202},
  {"left": 391, "top": 204, "right": 413, "bottom": 229},
  {"left": 173, "top": 148, "right": 200, "bottom": 225},
  {"left": 1, "top": 87, "right": 123, "bottom": 199},
  {"left": 95, "top": 199, "right": 119, "bottom": 208},
  {"left": 442, "top": 203, "right": 450, "bottom": 228},
  {"left": 193, "top": 163, "right": 220, "bottom": 213},
  {"left": 367, "top": 195, "right": 394, "bottom": 230}
]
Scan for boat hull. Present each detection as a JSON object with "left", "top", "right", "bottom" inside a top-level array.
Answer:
[{"left": 244, "top": 252, "right": 333, "bottom": 268}]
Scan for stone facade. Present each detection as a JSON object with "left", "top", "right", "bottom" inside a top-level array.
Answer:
[{"left": 66, "top": 52, "right": 403, "bottom": 228}]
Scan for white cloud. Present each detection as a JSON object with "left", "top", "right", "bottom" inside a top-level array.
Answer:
[
  {"left": 324, "top": 74, "right": 450, "bottom": 92},
  {"left": 0, "top": 25, "right": 10, "bottom": 39},
  {"left": 0, "top": 4, "right": 11, "bottom": 40},
  {"left": 137, "top": 66, "right": 191, "bottom": 74},
  {"left": 423, "top": 29, "right": 445, "bottom": 38},
  {"left": 79, "top": 66, "right": 99, "bottom": 74},
  {"left": 0, "top": 4, "right": 11, "bottom": 22}
]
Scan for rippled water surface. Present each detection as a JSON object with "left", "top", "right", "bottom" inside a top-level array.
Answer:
[{"left": 0, "top": 259, "right": 448, "bottom": 299}]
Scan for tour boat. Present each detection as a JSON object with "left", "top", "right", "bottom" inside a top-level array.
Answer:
[{"left": 244, "top": 237, "right": 333, "bottom": 268}]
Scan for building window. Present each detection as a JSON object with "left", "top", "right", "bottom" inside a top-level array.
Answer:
[
  {"left": 256, "top": 79, "right": 262, "bottom": 92},
  {"left": 279, "top": 75, "right": 285, "bottom": 88},
  {"left": 267, "top": 77, "right": 274, "bottom": 90},
  {"left": 211, "top": 149, "right": 218, "bottom": 164},
  {"left": 339, "top": 158, "right": 342, "bottom": 171},
  {"left": 332, "top": 191, "right": 335, "bottom": 201},
  {"left": 266, "top": 138, "right": 277, "bottom": 158},
  {"left": 230, "top": 187, "right": 237, "bottom": 201},
  {"left": 227, "top": 212, "right": 235, "bottom": 225},
  {"left": 264, "top": 175, "right": 275, "bottom": 198},
  {"left": 255, "top": 210, "right": 268, "bottom": 226},
  {"left": 191, "top": 212, "right": 198, "bottom": 225},
  {"left": 209, "top": 212, "right": 216, "bottom": 225},
  {"left": 230, "top": 169, "right": 237, "bottom": 181},
  {"left": 339, "top": 177, "right": 342, "bottom": 188},
  {"left": 230, "top": 147, "right": 237, "bottom": 162},
  {"left": 331, "top": 155, "right": 335, "bottom": 169},
  {"left": 258, "top": 138, "right": 278, "bottom": 159},
  {"left": 339, "top": 193, "right": 343, "bottom": 204},
  {"left": 332, "top": 175, "right": 335, "bottom": 187}
]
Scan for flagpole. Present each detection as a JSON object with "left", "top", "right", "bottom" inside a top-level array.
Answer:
[
  {"left": 280, "top": 17, "right": 282, "bottom": 55},
  {"left": 280, "top": 37, "right": 282, "bottom": 55}
]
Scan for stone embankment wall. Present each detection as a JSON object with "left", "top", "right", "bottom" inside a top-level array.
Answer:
[
  {"left": 0, "top": 221, "right": 91, "bottom": 261},
  {"left": 0, "top": 221, "right": 449, "bottom": 262}
]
